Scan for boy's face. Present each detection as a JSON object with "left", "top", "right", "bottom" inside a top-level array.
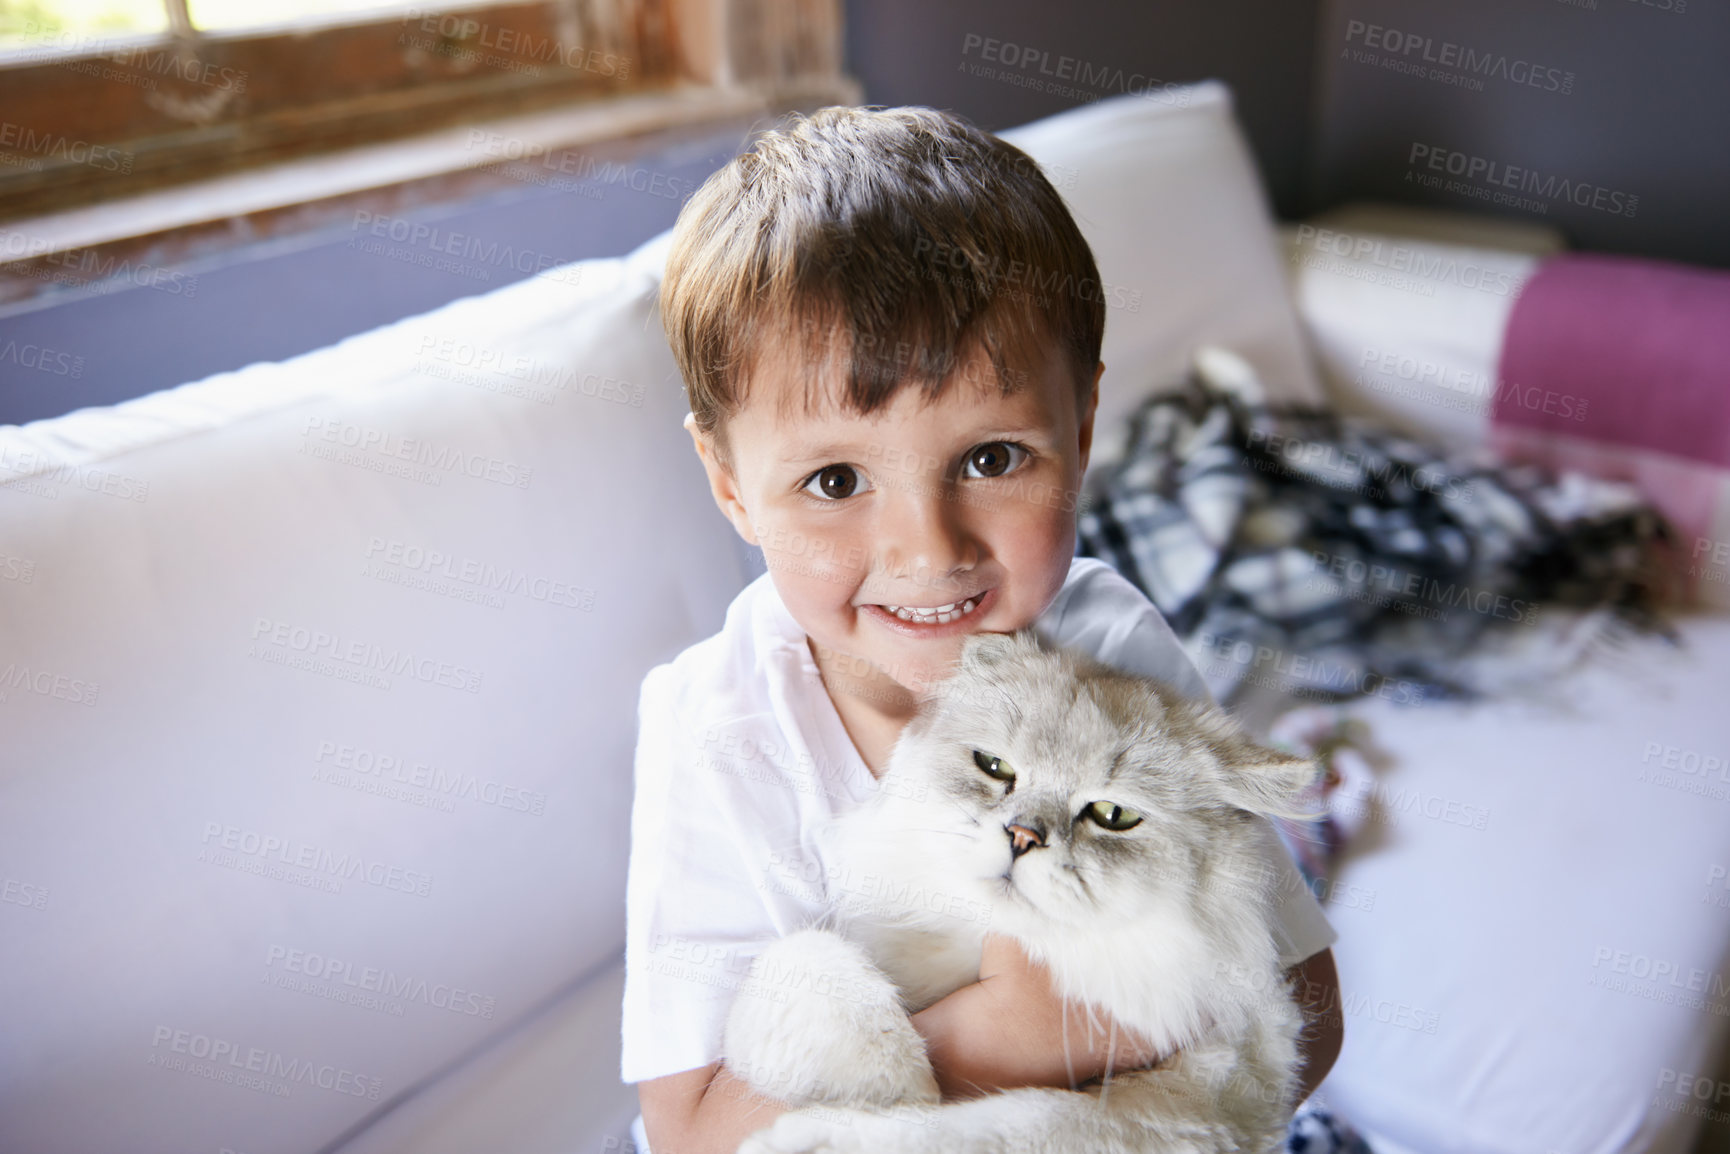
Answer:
[{"left": 688, "top": 329, "right": 1102, "bottom": 712}]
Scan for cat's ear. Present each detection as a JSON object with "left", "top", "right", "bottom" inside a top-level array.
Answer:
[
  {"left": 1212, "top": 746, "right": 1324, "bottom": 821},
  {"left": 956, "top": 629, "right": 1038, "bottom": 674},
  {"left": 1192, "top": 708, "right": 1324, "bottom": 820}
]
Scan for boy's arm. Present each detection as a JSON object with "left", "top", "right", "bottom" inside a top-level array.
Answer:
[
  {"left": 912, "top": 932, "right": 1162, "bottom": 1098},
  {"left": 913, "top": 936, "right": 1343, "bottom": 1105},
  {"left": 1290, "top": 946, "right": 1343, "bottom": 1102},
  {"left": 638, "top": 1063, "right": 789, "bottom": 1154},
  {"left": 638, "top": 948, "right": 1343, "bottom": 1153}
]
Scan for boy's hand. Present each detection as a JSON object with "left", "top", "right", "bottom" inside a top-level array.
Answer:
[
  {"left": 978, "top": 933, "right": 1166, "bottom": 1081},
  {"left": 914, "top": 932, "right": 1166, "bottom": 1100}
]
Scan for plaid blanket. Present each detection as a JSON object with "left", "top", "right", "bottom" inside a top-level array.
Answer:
[{"left": 1077, "top": 349, "right": 1673, "bottom": 711}]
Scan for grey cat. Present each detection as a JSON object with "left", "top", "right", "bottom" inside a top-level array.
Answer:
[{"left": 724, "top": 628, "right": 1322, "bottom": 1154}]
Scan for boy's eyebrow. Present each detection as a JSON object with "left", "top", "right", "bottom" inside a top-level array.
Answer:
[
  {"left": 779, "top": 426, "right": 1052, "bottom": 466},
  {"left": 781, "top": 439, "right": 861, "bottom": 465}
]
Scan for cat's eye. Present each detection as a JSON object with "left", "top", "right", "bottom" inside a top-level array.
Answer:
[
  {"left": 1083, "top": 800, "right": 1142, "bottom": 831},
  {"left": 800, "top": 464, "right": 873, "bottom": 501},
  {"left": 972, "top": 750, "right": 1015, "bottom": 785}
]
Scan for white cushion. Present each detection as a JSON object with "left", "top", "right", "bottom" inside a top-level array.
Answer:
[
  {"left": 1280, "top": 203, "right": 1564, "bottom": 448},
  {"left": 1318, "top": 614, "right": 1730, "bottom": 1154},
  {"left": 0, "top": 238, "right": 747, "bottom": 1154},
  {"left": 998, "top": 80, "right": 1327, "bottom": 468}
]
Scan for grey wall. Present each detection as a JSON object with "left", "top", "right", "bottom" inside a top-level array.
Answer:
[
  {"left": 1309, "top": 0, "right": 1730, "bottom": 267},
  {"left": 843, "top": 0, "right": 1730, "bottom": 269},
  {"left": 841, "top": 0, "right": 1325, "bottom": 219}
]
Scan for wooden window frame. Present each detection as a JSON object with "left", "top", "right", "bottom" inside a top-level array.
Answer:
[{"left": 0, "top": 0, "right": 846, "bottom": 219}]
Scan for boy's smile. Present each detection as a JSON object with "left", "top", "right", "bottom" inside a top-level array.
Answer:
[{"left": 689, "top": 332, "right": 1101, "bottom": 731}]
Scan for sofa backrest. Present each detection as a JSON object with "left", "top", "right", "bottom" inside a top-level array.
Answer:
[{"left": 0, "top": 235, "right": 748, "bottom": 1154}]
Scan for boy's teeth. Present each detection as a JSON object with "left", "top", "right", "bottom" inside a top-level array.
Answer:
[{"left": 881, "top": 596, "right": 979, "bottom": 625}]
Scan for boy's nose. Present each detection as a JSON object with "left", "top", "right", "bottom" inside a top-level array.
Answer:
[{"left": 879, "top": 482, "right": 980, "bottom": 587}]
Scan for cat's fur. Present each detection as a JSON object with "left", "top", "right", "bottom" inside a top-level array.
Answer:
[{"left": 723, "top": 629, "right": 1322, "bottom": 1154}]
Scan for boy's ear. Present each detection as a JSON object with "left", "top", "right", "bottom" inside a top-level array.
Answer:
[
  {"left": 684, "top": 413, "right": 758, "bottom": 547},
  {"left": 1077, "top": 361, "right": 1103, "bottom": 476}
]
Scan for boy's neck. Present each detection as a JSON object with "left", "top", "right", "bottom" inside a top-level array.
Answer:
[{"left": 807, "top": 636, "right": 920, "bottom": 779}]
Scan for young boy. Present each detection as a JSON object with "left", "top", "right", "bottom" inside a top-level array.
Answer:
[{"left": 622, "top": 105, "right": 1342, "bottom": 1154}]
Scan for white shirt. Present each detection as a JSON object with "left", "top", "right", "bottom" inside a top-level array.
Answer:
[{"left": 618, "top": 555, "right": 1336, "bottom": 1083}]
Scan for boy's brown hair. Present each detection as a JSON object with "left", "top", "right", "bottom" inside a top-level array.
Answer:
[{"left": 660, "top": 104, "right": 1106, "bottom": 471}]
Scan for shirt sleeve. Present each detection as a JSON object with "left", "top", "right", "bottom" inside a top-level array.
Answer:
[
  {"left": 1034, "top": 557, "right": 1211, "bottom": 703},
  {"left": 1041, "top": 558, "right": 1337, "bottom": 969},
  {"left": 618, "top": 665, "right": 782, "bottom": 1084}
]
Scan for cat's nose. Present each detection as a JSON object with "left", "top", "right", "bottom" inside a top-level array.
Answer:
[{"left": 1005, "top": 819, "right": 1047, "bottom": 858}]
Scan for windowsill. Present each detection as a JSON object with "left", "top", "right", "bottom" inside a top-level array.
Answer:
[{"left": 0, "top": 75, "right": 857, "bottom": 308}]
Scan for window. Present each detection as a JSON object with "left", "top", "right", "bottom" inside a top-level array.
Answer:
[{"left": 0, "top": 0, "right": 842, "bottom": 218}]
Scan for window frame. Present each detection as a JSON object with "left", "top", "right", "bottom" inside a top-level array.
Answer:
[{"left": 0, "top": 0, "right": 705, "bottom": 218}]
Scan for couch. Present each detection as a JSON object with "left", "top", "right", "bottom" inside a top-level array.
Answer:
[{"left": 3, "top": 80, "right": 1727, "bottom": 1154}]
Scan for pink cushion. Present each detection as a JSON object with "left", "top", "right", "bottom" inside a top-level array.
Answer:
[{"left": 1491, "top": 253, "right": 1730, "bottom": 607}]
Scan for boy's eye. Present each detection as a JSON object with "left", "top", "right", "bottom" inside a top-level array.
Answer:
[
  {"left": 801, "top": 465, "right": 872, "bottom": 501},
  {"left": 1083, "top": 800, "right": 1142, "bottom": 831},
  {"left": 964, "top": 442, "right": 1028, "bottom": 479}
]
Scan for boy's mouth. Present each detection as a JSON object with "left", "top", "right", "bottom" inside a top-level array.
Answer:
[{"left": 861, "top": 587, "right": 994, "bottom": 634}]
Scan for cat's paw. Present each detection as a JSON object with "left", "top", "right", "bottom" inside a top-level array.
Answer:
[
  {"left": 724, "top": 929, "right": 939, "bottom": 1110},
  {"left": 737, "top": 1107, "right": 881, "bottom": 1154},
  {"left": 736, "top": 1112, "right": 844, "bottom": 1154}
]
